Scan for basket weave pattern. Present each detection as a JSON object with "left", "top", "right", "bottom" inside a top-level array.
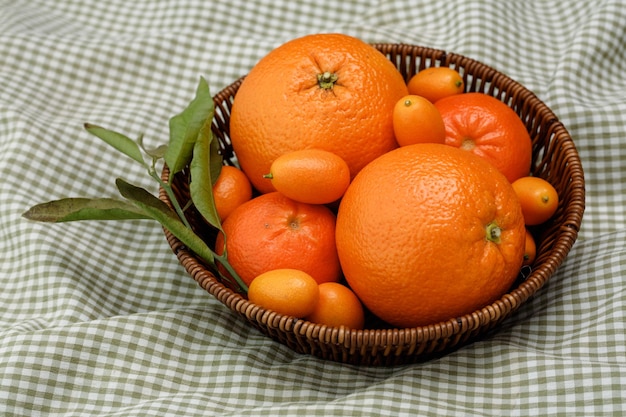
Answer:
[{"left": 160, "top": 44, "right": 585, "bottom": 366}]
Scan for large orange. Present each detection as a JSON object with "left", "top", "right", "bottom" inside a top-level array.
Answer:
[
  {"left": 434, "top": 92, "right": 532, "bottom": 183},
  {"left": 335, "top": 143, "right": 525, "bottom": 328},
  {"left": 215, "top": 192, "right": 341, "bottom": 286},
  {"left": 229, "top": 33, "right": 408, "bottom": 193}
]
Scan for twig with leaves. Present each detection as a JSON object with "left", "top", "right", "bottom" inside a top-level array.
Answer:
[{"left": 22, "top": 77, "right": 248, "bottom": 293}]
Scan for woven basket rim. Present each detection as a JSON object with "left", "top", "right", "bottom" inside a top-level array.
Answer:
[{"left": 159, "top": 43, "right": 585, "bottom": 365}]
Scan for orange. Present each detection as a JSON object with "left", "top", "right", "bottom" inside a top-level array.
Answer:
[
  {"left": 511, "top": 176, "right": 559, "bottom": 225},
  {"left": 229, "top": 33, "right": 408, "bottom": 194},
  {"left": 247, "top": 269, "right": 320, "bottom": 317},
  {"left": 212, "top": 165, "right": 253, "bottom": 221},
  {"left": 392, "top": 95, "right": 446, "bottom": 146},
  {"left": 523, "top": 228, "right": 537, "bottom": 266},
  {"left": 335, "top": 143, "right": 525, "bottom": 328},
  {"left": 263, "top": 149, "right": 350, "bottom": 204},
  {"left": 434, "top": 92, "right": 532, "bottom": 183},
  {"left": 215, "top": 192, "right": 341, "bottom": 286},
  {"left": 305, "top": 282, "right": 365, "bottom": 330},
  {"left": 407, "top": 66, "right": 465, "bottom": 103}
]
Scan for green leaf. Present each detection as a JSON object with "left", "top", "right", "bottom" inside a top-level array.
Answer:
[
  {"left": 164, "top": 77, "right": 214, "bottom": 176},
  {"left": 84, "top": 123, "right": 146, "bottom": 166},
  {"left": 189, "top": 121, "right": 222, "bottom": 230},
  {"left": 22, "top": 198, "right": 151, "bottom": 222},
  {"left": 209, "top": 129, "right": 223, "bottom": 187},
  {"left": 115, "top": 178, "right": 216, "bottom": 265},
  {"left": 137, "top": 134, "right": 168, "bottom": 159}
]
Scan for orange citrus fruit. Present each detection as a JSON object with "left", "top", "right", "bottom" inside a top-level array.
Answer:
[
  {"left": 215, "top": 192, "right": 341, "bottom": 286},
  {"left": 407, "top": 66, "right": 465, "bottom": 103},
  {"left": 229, "top": 33, "right": 408, "bottom": 194},
  {"left": 523, "top": 228, "right": 537, "bottom": 266},
  {"left": 305, "top": 282, "right": 365, "bottom": 330},
  {"left": 247, "top": 269, "right": 319, "bottom": 317},
  {"left": 263, "top": 149, "right": 350, "bottom": 204},
  {"left": 511, "top": 176, "right": 559, "bottom": 225},
  {"left": 392, "top": 95, "right": 446, "bottom": 146},
  {"left": 434, "top": 92, "right": 532, "bottom": 183},
  {"left": 335, "top": 143, "right": 525, "bottom": 328},
  {"left": 212, "top": 165, "right": 253, "bottom": 221}
]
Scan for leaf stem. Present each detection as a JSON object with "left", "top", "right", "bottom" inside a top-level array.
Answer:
[
  {"left": 215, "top": 254, "right": 248, "bottom": 293},
  {"left": 152, "top": 172, "right": 193, "bottom": 230}
]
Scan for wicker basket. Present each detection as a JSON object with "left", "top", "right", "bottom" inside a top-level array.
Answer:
[{"left": 159, "top": 43, "right": 585, "bottom": 366}]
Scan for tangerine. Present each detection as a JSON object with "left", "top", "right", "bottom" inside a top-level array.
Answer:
[
  {"left": 263, "top": 149, "right": 350, "bottom": 204},
  {"left": 434, "top": 92, "right": 532, "bottom": 183},
  {"left": 305, "top": 282, "right": 365, "bottom": 330},
  {"left": 247, "top": 269, "right": 319, "bottom": 317},
  {"left": 215, "top": 192, "right": 341, "bottom": 286},
  {"left": 392, "top": 95, "right": 446, "bottom": 146},
  {"left": 335, "top": 143, "right": 525, "bottom": 328},
  {"left": 407, "top": 66, "right": 465, "bottom": 103},
  {"left": 229, "top": 33, "right": 408, "bottom": 193},
  {"left": 511, "top": 176, "right": 559, "bottom": 225},
  {"left": 212, "top": 165, "right": 253, "bottom": 221}
]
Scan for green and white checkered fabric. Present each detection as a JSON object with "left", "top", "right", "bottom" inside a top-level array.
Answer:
[{"left": 1, "top": 0, "right": 625, "bottom": 415}]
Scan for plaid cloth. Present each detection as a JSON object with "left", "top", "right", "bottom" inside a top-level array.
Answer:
[{"left": 1, "top": 0, "right": 625, "bottom": 415}]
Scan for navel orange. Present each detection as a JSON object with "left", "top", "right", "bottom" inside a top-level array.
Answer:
[
  {"left": 215, "top": 192, "right": 341, "bottom": 286},
  {"left": 335, "top": 143, "right": 525, "bottom": 328},
  {"left": 229, "top": 33, "right": 408, "bottom": 193},
  {"left": 434, "top": 92, "right": 532, "bottom": 183}
]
